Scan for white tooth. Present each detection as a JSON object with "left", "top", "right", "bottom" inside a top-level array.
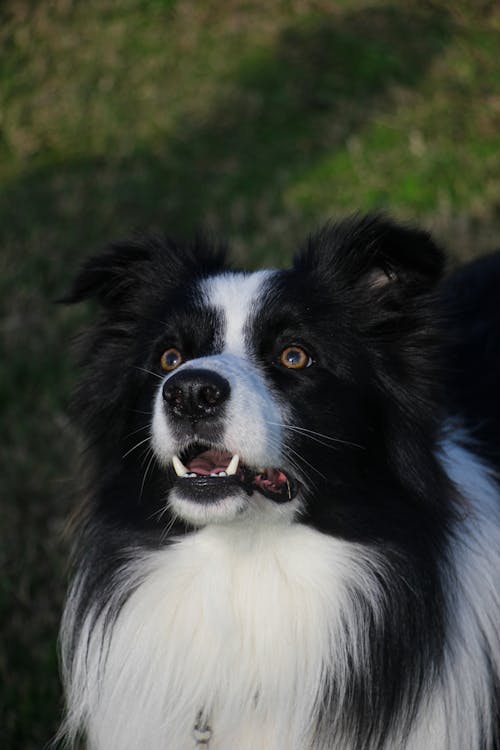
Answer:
[
  {"left": 226, "top": 454, "right": 240, "bottom": 476},
  {"left": 172, "top": 455, "right": 188, "bottom": 477},
  {"left": 218, "top": 471, "right": 227, "bottom": 477}
]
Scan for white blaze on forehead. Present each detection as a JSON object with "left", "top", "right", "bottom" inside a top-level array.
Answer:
[
  {"left": 151, "top": 266, "right": 292, "bottom": 514},
  {"left": 201, "top": 271, "right": 275, "bottom": 355}
]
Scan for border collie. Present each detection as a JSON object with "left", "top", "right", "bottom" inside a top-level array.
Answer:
[{"left": 59, "top": 215, "right": 499, "bottom": 749}]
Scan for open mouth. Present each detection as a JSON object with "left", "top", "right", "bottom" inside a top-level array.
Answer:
[{"left": 171, "top": 443, "right": 298, "bottom": 503}]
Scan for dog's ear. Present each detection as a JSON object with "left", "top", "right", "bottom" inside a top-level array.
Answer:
[
  {"left": 61, "top": 240, "right": 154, "bottom": 307},
  {"left": 61, "top": 234, "right": 227, "bottom": 309},
  {"left": 294, "top": 214, "right": 445, "bottom": 294}
]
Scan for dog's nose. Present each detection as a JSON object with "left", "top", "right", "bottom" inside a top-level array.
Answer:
[{"left": 162, "top": 368, "right": 230, "bottom": 421}]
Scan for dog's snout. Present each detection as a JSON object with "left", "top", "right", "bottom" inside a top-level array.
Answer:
[{"left": 162, "top": 368, "right": 230, "bottom": 421}]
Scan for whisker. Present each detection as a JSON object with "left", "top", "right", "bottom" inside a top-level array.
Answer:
[
  {"left": 264, "top": 434, "right": 318, "bottom": 488},
  {"left": 138, "top": 446, "right": 154, "bottom": 467},
  {"left": 159, "top": 508, "right": 179, "bottom": 543},
  {"left": 266, "top": 436, "right": 305, "bottom": 475},
  {"left": 282, "top": 453, "right": 315, "bottom": 488},
  {"left": 124, "top": 424, "right": 152, "bottom": 441},
  {"left": 156, "top": 503, "right": 172, "bottom": 526},
  {"left": 284, "top": 431, "right": 336, "bottom": 451},
  {"left": 266, "top": 420, "right": 365, "bottom": 450},
  {"left": 140, "top": 450, "right": 157, "bottom": 500},
  {"left": 268, "top": 448, "right": 304, "bottom": 484},
  {"left": 122, "top": 435, "right": 151, "bottom": 459},
  {"left": 283, "top": 443, "right": 327, "bottom": 481},
  {"left": 139, "top": 442, "right": 155, "bottom": 469},
  {"left": 149, "top": 503, "right": 168, "bottom": 522},
  {"left": 134, "top": 366, "right": 164, "bottom": 381}
]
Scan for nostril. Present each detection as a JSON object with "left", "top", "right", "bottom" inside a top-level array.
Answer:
[
  {"left": 162, "top": 384, "right": 185, "bottom": 420},
  {"left": 163, "top": 384, "right": 183, "bottom": 406},
  {"left": 201, "top": 385, "right": 222, "bottom": 407}
]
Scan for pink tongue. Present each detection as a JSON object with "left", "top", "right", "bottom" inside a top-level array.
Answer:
[
  {"left": 187, "top": 450, "right": 232, "bottom": 475},
  {"left": 254, "top": 469, "right": 288, "bottom": 491}
]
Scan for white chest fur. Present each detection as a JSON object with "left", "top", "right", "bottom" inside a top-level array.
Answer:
[
  {"left": 64, "top": 442, "right": 500, "bottom": 750},
  {"left": 75, "top": 521, "right": 382, "bottom": 750}
]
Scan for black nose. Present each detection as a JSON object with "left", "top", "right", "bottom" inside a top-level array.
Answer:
[{"left": 162, "top": 368, "right": 230, "bottom": 421}]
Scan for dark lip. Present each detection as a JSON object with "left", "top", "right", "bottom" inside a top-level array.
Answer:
[
  {"left": 173, "top": 473, "right": 298, "bottom": 503},
  {"left": 172, "top": 474, "right": 250, "bottom": 505}
]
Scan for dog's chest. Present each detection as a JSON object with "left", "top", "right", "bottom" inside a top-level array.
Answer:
[{"left": 92, "top": 522, "right": 363, "bottom": 750}]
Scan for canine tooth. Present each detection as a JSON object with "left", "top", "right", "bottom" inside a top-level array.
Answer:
[
  {"left": 172, "top": 455, "right": 188, "bottom": 477},
  {"left": 226, "top": 454, "right": 239, "bottom": 476}
]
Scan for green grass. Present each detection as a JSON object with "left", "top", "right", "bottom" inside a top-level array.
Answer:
[{"left": 1, "top": 1, "right": 499, "bottom": 747}]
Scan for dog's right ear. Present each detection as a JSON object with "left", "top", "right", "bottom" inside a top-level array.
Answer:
[
  {"left": 60, "top": 241, "right": 154, "bottom": 308},
  {"left": 61, "top": 234, "right": 227, "bottom": 309}
]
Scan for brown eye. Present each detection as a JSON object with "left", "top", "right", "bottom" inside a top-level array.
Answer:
[
  {"left": 280, "top": 346, "right": 312, "bottom": 370},
  {"left": 160, "top": 348, "right": 183, "bottom": 371}
]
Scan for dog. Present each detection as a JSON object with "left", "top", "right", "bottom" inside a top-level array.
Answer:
[{"left": 59, "top": 215, "right": 499, "bottom": 749}]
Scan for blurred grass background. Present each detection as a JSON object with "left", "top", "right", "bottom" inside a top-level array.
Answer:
[{"left": 1, "top": 0, "right": 499, "bottom": 747}]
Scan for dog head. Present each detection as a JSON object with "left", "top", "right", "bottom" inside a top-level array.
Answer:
[{"left": 65, "top": 215, "right": 446, "bottom": 540}]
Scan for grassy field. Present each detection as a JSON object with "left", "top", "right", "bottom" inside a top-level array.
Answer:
[{"left": 1, "top": 1, "right": 499, "bottom": 747}]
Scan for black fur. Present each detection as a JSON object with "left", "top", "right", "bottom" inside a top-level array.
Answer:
[{"left": 61, "top": 215, "right": 499, "bottom": 749}]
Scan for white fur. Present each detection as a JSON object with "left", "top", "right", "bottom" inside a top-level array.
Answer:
[
  {"left": 152, "top": 352, "right": 285, "bottom": 473},
  {"left": 201, "top": 271, "right": 274, "bottom": 356},
  {"left": 406, "top": 437, "right": 500, "bottom": 749},
  {"left": 61, "top": 517, "right": 388, "bottom": 750},
  {"left": 151, "top": 271, "right": 294, "bottom": 526},
  {"left": 61, "top": 270, "right": 500, "bottom": 747},
  {"left": 61, "top": 437, "right": 500, "bottom": 750}
]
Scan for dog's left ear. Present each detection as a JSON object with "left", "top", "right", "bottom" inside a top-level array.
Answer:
[{"left": 294, "top": 214, "right": 445, "bottom": 294}]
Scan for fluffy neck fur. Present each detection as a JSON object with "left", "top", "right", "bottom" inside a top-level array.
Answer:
[{"left": 60, "top": 438, "right": 500, "bottom": 750}]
